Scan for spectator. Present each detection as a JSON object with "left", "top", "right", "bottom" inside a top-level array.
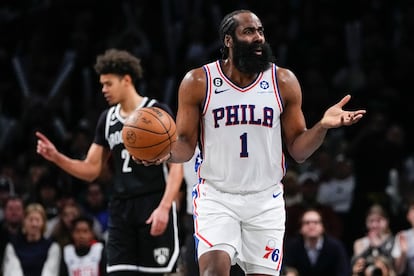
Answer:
[
  {"left": 82, "top": 182, "right": 109, "bottom": 239},
  {"left": 317, "top": 154, "right": 356, "bottom": 254},
  {"left": 392, "top": 199, "right": 414, "bottom": 276},
  {"left": 60, "top": 215, "right": 106, "bottom": 276},
  {"left": 0, "top": 195, "right": 24, "bottom": 272},
  {"left": 0, "top": 176, "right": 15, "bottom": 221},
  {"left": 22, "top": 162, "right": 50, "bottom": 202},
  {"left": 2, "top": 203, "right": 60, "bottom": 276},
  {"left": 285, "top": 171, "right": 343, "bottom": 240},
  {"left": 0, "top": 195, "right": 24, "bottom": 235},
  {"left": 283, "top": 208, "right": 351, "bottom": 276},
  {"left": 47, "top": 200, "right": 101, "bottom": 248},
  {"left": 27, "top": 170, "right": 61, "bottom": 221},
  {"left": 352, "top": 254, "right": 397, "bottom": 276},
  {"left": 0, "top": 161, "right": 22, "bottom": 197},
  {"left": 317, "top": 154, "right": 355, "bottom": 216},
  {"left": 47, "top": 200, "right": 82, "bottom": 248},
  {"left": 352, "top": 204, "right": 396, "bottom": 270}
]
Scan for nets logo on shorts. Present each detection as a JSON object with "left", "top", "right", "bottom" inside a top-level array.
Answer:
[{"left": 153, "top": 247, "right": 170, "bottom": 265}]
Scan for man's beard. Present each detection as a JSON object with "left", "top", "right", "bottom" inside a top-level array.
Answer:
[{"left": 232, "top": 38, "right": 274, "bottom": 74}]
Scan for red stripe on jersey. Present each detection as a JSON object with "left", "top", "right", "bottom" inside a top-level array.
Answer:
[
  {"left": 271, "top": 64, "right": 283, "bottom": 113},
  {"left": 202, "top": 65, "right": 213, "bottom": 116}
]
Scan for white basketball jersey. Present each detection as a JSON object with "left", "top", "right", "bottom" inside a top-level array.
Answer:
[
  {"left": 63, "top": 242, "right": 104, "bottom": 276},
  {"left": 199, "top": 60, "right": 286, "bottom": 193}
]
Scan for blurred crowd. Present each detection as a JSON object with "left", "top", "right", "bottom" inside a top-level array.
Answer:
[{"left": 1, "top": 0, "right": 414, "bottom": 275}]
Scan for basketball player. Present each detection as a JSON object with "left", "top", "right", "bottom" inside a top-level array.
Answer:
[
  {"left": 140, "top": 9, "right": 366, "bottom": 276},
  {"left": 36, "top": 49, "right": 183, "bottom": 275}
]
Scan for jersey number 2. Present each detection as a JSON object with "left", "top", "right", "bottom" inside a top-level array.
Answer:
[{"left": 122, "top": 149, "right": 132, "bottom": 172}]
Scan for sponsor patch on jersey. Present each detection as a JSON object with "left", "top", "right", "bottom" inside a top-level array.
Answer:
[
  {"left": 213, "top": 77, "right": 223, "bottom": 87},
  {"left": 260, "top": 80, "right": 270, "bottom": 89}
]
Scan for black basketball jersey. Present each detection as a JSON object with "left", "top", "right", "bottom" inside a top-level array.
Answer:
[{"left": 94, "top": 97, "right": 173, "bottom": 198}]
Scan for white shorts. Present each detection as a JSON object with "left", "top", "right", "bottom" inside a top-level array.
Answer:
[{"left": 193, "top": 181, "right": 285, "bottom": 275}]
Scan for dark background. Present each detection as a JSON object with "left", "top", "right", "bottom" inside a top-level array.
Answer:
[{"left": 1, "top": 0, "right": 413, "bottom": 258}]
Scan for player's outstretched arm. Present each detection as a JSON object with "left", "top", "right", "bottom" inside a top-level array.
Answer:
[
  {"left": 36, "top": 131, "right": 106, "bottom": 182},
  {"left": 279, "top": 67, "right": 366, "bottom": 163}
]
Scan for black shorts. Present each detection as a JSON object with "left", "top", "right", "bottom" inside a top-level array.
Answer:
[{"left": 106, "top": 193, "right": 179, "bottom": 274}]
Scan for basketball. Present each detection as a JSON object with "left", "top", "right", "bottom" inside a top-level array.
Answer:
[{"left": 122, "top": 106, "right": 177, "bottom": 161}]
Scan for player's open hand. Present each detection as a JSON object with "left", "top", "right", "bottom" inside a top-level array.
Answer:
[
  {"left": 320, "top": 94, "right": 366, "bottom": 128},
  {"left": 36, "top": 131, "right": 59, "bottom": 162}
]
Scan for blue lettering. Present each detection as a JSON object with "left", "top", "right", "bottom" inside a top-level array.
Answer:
[
  {"left": 262, "top": 107, "right": 273, "bottom": 127},
  {"left": 212, "top": 105, "right": 274, "bottom": 128},
  {"left": 240, "top": 105, "right": 248, "bottom": 124},
  {"left": 248, "top": 105, "right": 261, "bottom": 125},
  {"left": 225, "top": 105, "right": 239, "bottom": 125},
  {"left": 212, "top": 108, "right": 225, "bottom": 128}
]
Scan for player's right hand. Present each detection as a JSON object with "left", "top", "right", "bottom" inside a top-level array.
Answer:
[
  {"left": 35, "top": 131, "right": 58, "bottom": 162},
  {"left": 132, "top": 152, "right": 171, "bottom": 166}
]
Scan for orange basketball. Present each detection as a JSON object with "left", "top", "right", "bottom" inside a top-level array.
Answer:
[{"left": 122, "top": 106, "right": 177, "bottom": 161}]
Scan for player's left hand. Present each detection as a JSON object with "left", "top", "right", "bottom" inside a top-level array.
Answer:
[
  {"left": 320, "top": 94, "right": 366, "bottom": 128},
  {"left": 146, "top": 205, "right": 169, "bottom": 236}
]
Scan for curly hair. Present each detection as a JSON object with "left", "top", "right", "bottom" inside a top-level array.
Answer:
[{"left": 94, "top": 48, "right": 143, "bottom": 84}]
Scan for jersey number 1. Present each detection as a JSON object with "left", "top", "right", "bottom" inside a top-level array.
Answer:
[{"left": 240, "top": 132, "right": 248, "bottom": 158}]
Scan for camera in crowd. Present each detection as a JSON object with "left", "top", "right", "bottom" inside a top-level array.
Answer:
[
  {"left": 355, "top": 253, "right": 393, "bottom": 276},
  {"left": 364, "top": 264, "right": 384, "bottom": 276}
]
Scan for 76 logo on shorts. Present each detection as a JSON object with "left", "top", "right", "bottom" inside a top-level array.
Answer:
[{"left": 262, "top": 241, "right": 281, "bottom": 263}]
